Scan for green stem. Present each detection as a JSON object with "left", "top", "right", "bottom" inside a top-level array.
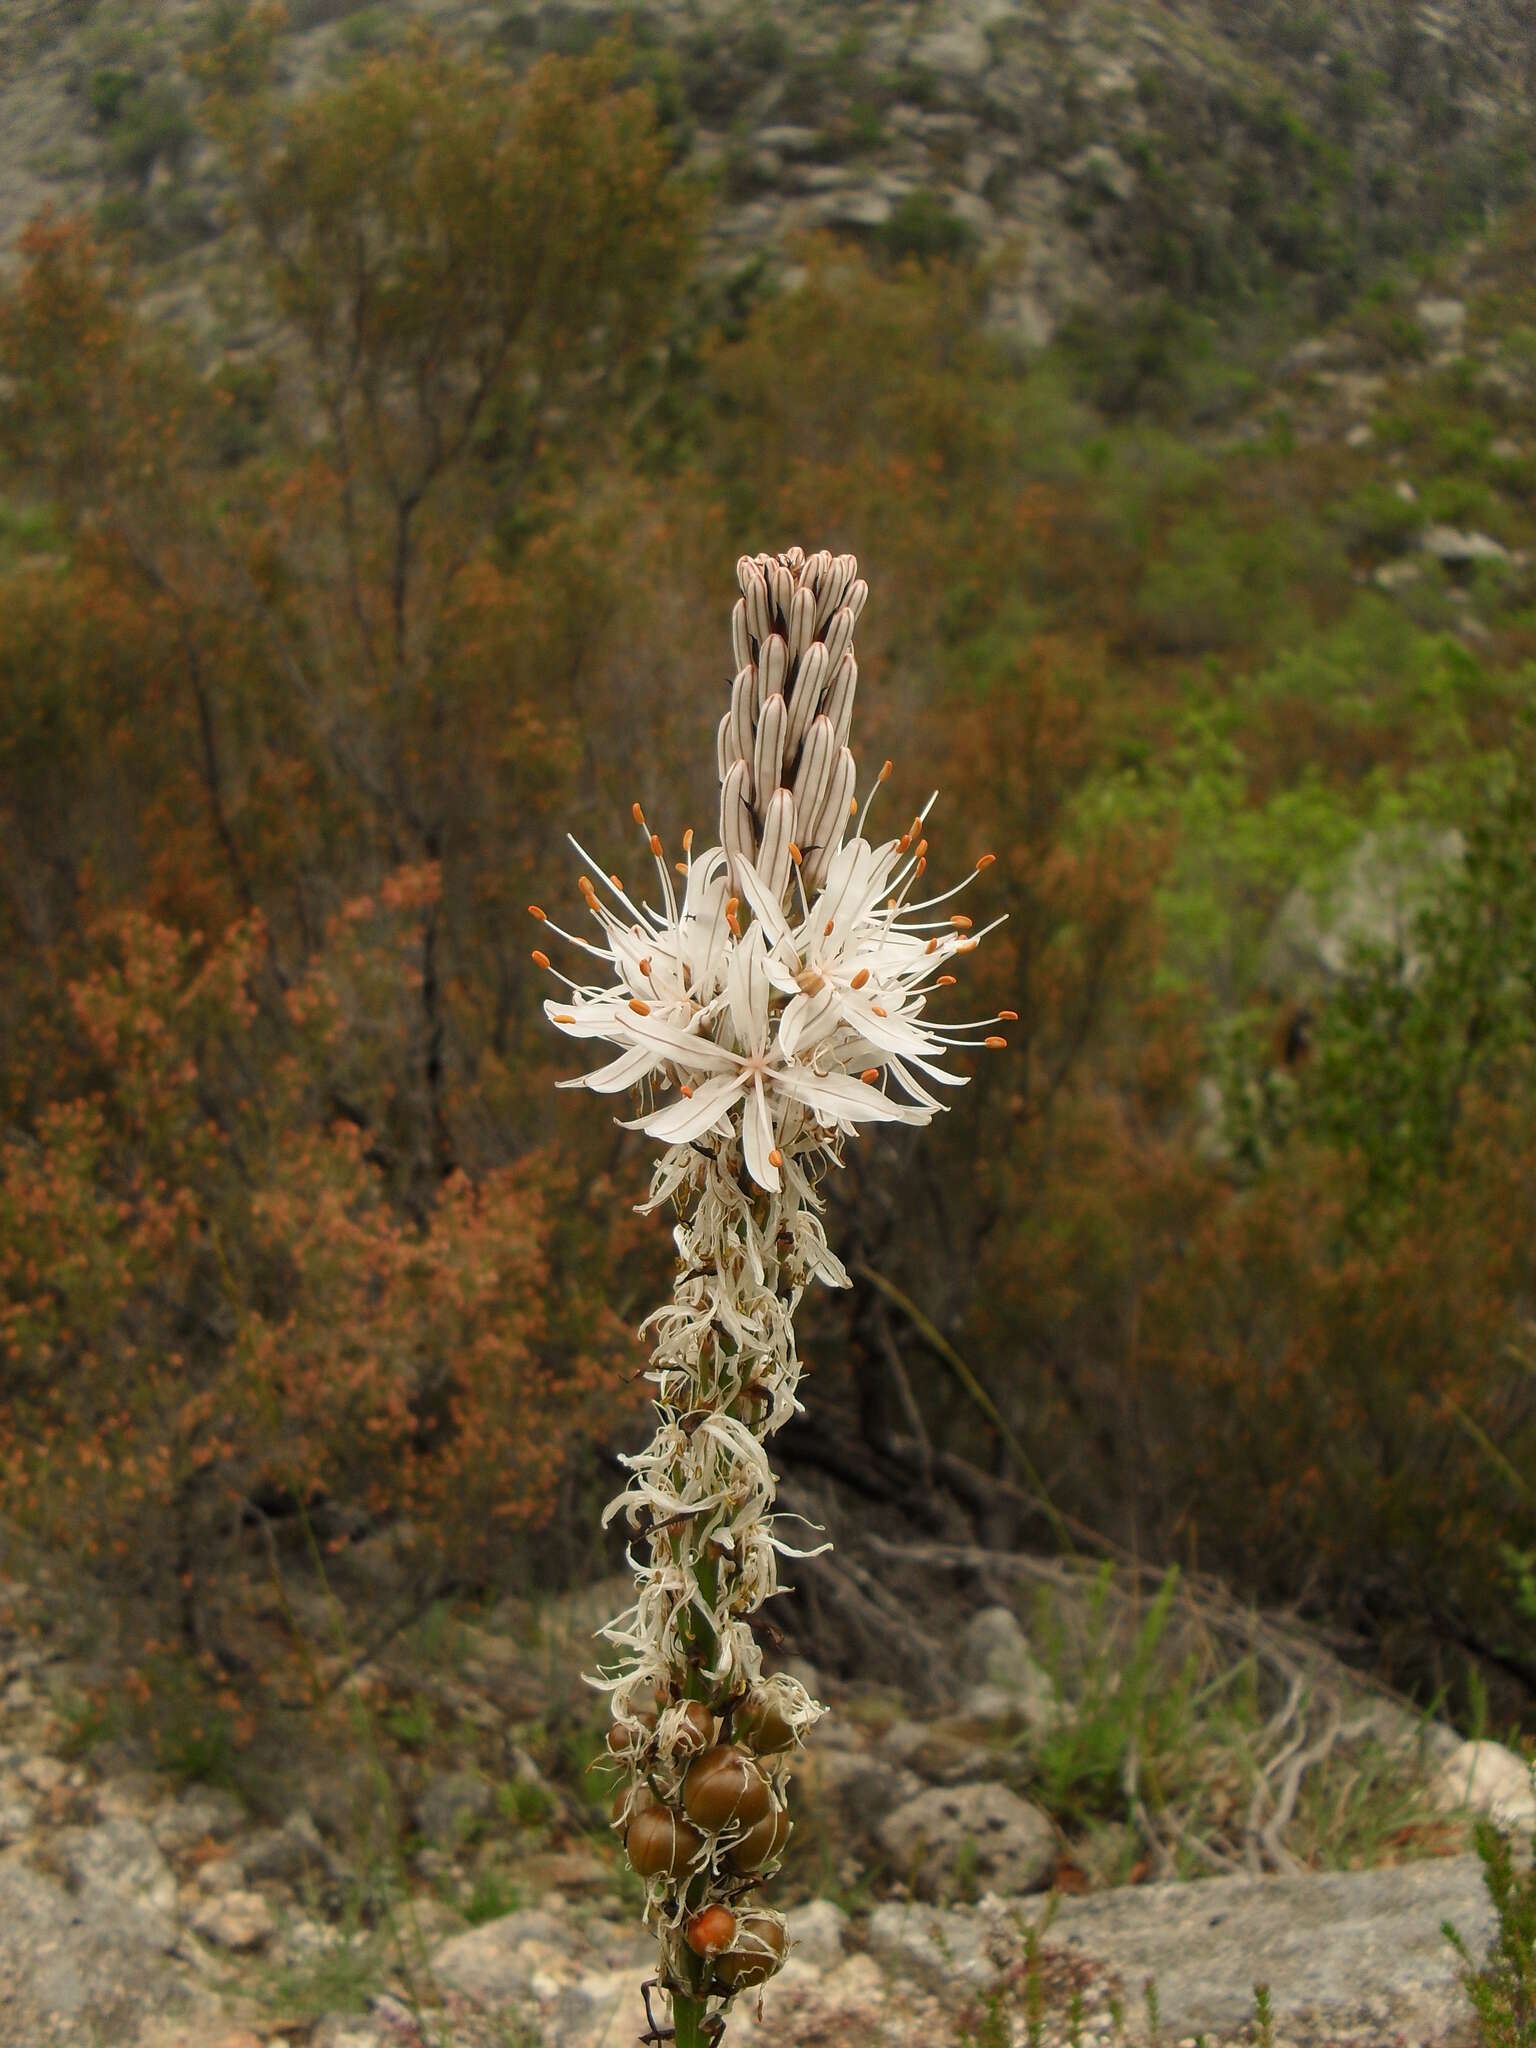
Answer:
[{"left": 672, "top": 1991, "right": 712, "bottom": 2048}]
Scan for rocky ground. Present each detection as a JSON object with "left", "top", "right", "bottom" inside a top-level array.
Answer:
[
  {"left": 1, "top": 0, "right": 1533, "bottom": 352},
  {"left": 0, "top": 1560, "right": 1530, "bottom": 2048}
]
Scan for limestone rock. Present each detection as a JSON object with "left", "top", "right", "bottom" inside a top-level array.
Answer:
[
  {"left": 1260, "top": 827, "right": 1464, "bottom": 991},
  {"left": 432, "top": 1908, "right": 571, "bottom": 2005},
  {"left": 1433, "top": 1739, "right": 1536, "bottom": 1832},
  {"left": 864, "top": 1899, "right": 1010, "bottom": 1988},
  {"left": 1062, "top": 144, "right": 1136, "bottom": 201},
  {"left": 1420, "top": 524, "right": 1510, "bottom": 564},
  {"left": 242, "top": 1806, "right": 334, "bottom": 1885},
  {"left": 1416, "top": 297, "right": 1467, "bottom": 349},
  {"left": 786, "top": 1897, "right": 850, "bottom": 1969},
  {"left": 1040, "top": 1855, "right": 1497, "bottom": 2038},
  {"left": 151, "top": 1783, "right": 246, "bottom": 1856},
  {"left": 0, "top": 1858, "right": 199, "bottom": 2045},
  {"left": 877, "top": 1781, "right": 1055, "bottom": 1897},
  {"left": 190, "top": 1887, "right": 276, "bottom": 1952},
  {"left": 414, "top": 1768, "right": 494, "bottom": 1847},
  {"left": 914, "top": 23, "right": 991, "bottom": 81},
  {"left": 54, "top": 1816, "right": 177, "bottom": 1917},
  {"left": 955, "top": 1606, "right": 1060, "bottom": 1731}
]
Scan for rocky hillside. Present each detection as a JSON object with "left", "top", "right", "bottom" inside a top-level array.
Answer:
[{"left": 0, "top": 0, "right": 1532, "bottom": 356}]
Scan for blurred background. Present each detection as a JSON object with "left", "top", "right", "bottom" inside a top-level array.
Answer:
[{"left": 1, "top": 0, "right": 1535, "bottom": 1967}]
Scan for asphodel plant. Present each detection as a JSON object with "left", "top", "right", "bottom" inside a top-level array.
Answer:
[{"left": 535, "top": 549, "right": 1007, "bottom": 2046}]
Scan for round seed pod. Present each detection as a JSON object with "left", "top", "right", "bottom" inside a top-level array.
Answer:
[
  {"left": 685, "top": 1904, "right": 736, "bottom": 1957},
  {"left": 734, "top": 1692, "right": 797, "bottom": 1756},
  {"left": 611, "top": 1780, "right": 658, "bottom": 1828},
  {"left": 712, "top": 1910, "right": 788, "bottom": 1991},
  {"left": 681, "top": 1745, "right": 773, "bottom": 1833},
  {"left": 664, "top": 1699, "right": 716, "bottom": 1759},
  {"left": 606, "top": 1708, "right": 655, "bottom": 1758},
  {"left": 727, "top": 1801, "right": 791, "bottom": 1872},
  {"left": 624, "top": 1805, "right": 704, "bottom": 1879}
]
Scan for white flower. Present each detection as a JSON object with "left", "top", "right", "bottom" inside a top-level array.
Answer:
[{"left": 541, "top": 547, "right": 1006, "bottom": 2013}]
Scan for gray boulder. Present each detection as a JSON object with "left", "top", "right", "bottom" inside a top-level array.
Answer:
[
  {"left": 54, "top": 1816, "right": 177, "bottom": 1918},
  {"left": 432, "top": 1907, "right": 571, "bottom": 2005},
  {"left": 414, "top": 1769, "right": 494, "bottom": 1848},
  {"left": 1260, "top": 827, "right": 1464, "bottom": 992},
  {"left": 1432, "top": 1740, "right": 1536, "bottom": 1833},
  {"left": 956, "top": 1606, "right": 1060, "bottom": 1732},
  {"left": 877, "top": 1781, "right": 1054, "bottom": 1898},
  {"left": 1039, "top": 1855, "right": 1496, "bottom": 2038},
  {"left": 0, "top": 1858, "right": 200, "bottom": 2046}
]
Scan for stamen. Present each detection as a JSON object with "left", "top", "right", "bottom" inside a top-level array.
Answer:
[
  {"left": 999, "top": 1009, "right": 1019, "bottom": 1021},
  {"left": 949, "top": 914, "right": 974, "bottom": 930},
  {"left": 529, "top": 904, "right": 547, "bottom": 921},
  {"left": 976, "top": 853, "right": 996, "bottom": 870},
  {"left": 630, "top": 999, "right": 652, "bottom": 1016},
  {"left": 936, "top": 974, "right": 956, "bottom": 987},
  {"left": 879, "top": 759, "right": 893, "bottom": 781},
  {"left": 531, "top": 950, "right": 551, "bottom": 970},
  {"left": 632, "top": 802, "right": 646, "bottom": 826},
  {"left": 768, "top": 1148, "right": 784, "bottom": 1169},
  {"left": 860, "top": 1067, "right": 880, "bottom": 1084},
  {"left": 984, "top": 1035, "right": 1008, "bottom": 1048},
  {"left": 650, "top": 833, "right": 663, "bottom": 857},
  {"left": 682, "top": 827, "right": 694, "bottom": 853}
]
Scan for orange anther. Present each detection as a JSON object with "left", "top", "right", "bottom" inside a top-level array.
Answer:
[
  {"left": 528, "top": 904, "right": 547, "bottom": 921},
  {"left": 915, "top": 839, "right": 928, "bottom": 860},
  {"left": 788, "top": 842, "right": 803, "bottom": 865},
  {"left": 679, "top": 1083, "right": 694, "bottom": 1098},
  {"left": 976, "top": 853, "right": 996, "bottom": 870},
  {"left": 553, "top": 1012, "right": 575, "bottom": 1024},
  {"left": 879, "top": 759, "right": 893, "bottom": 781},
  {"left": 531, "top": 950, "right": 551, "bottom": 970},
  {"left": 871, "top": 1004, "right": 888, "bottom": 1018},
  {"left": 682, "top": 826, "right": 694, "bottom": 852},
  {"left": 984, "top": 1035, "right": 1008, "bottom": 1048},
  {"left": 914, "top": 857, "right": 927, "bottom": 877},
  {"left": 950, "top": 914, "right": 974, "bottom": 930},
  {"left": 638, "top": 957, "right": 652, "bottom": 976},
  {"left": 610, "top": 874, "right": 624, "bottom": 890},
  {"left": 768, "top": 1148, "right": 784, "bottom": 1169},
  {"left": 650, "top": 833, "right": 663, "bottom": 856},
  {"left": 936, "top": 974, "right": 956, "bottom": 987},
  {"left": 632, "top": 802, "right": 645, "bottom": 825},
  {"left": 629, "top": 999, "right": 651, "bottom": 1016},
  {"left": 849, "top": 968, "right": 870, "bottom": 990},
  {"left": 860, "top": 1067, "right": 880, "bottom": 1084},
  {"left": 999, "top": 1009, "right": 1019, "bottom": 1021}
]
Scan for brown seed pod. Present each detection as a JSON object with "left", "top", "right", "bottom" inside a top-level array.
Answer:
[
  {"left": 712, "top": 1910, "right": 788, "bottom": 1991},
  {"left": 734, "top": 1692, "right": 797, "bottom": 1756},
  {"left": 611, "top": 1780, "right": 658, "bottom": 1828},
  {"left": 685, "top": 1904, "right": 736, "bottom": 1957},
  {"left": 727, "top": 1801, "right": 791, "bottom": 1872},
  {"left": 606, "top": 1703, "right": 658, "bottom": 1756},
  {"left": 681, "top": 1745, "right": 773, "bottom": 1833},
  {"left": 624, "top": 1804, "right": 704, "bottom": 1879},
  {"left": 669, "top": 1699, "right": 716, "bottom": 1758}
]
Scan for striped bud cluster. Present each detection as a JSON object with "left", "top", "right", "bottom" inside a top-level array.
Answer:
[{"left": 717, "top": 546, "right": 868, "bottom": 900}]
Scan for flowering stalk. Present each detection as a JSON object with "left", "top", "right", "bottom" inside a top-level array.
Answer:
[{"left": 536, "top": 548, "right": 1008, "bottom": 2043}]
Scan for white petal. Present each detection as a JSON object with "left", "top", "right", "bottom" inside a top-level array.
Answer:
[
  {"left": 742, "top": 1074, "right": 780, "bottom": 1191},
  {"left": 775, "top": 1066, "right": 930, "bottom": 1127},
  {"left": 622, "top": 1072, "right": 747, "bottom": 1143}
]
